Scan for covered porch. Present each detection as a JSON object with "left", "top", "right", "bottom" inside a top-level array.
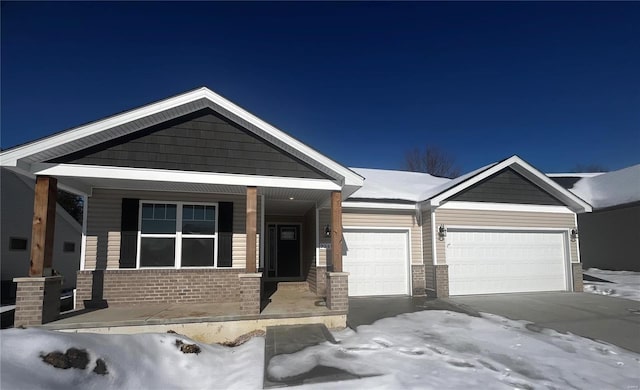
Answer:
[{"left": 9, "top": 169, "right": 350, "bottom": 328}]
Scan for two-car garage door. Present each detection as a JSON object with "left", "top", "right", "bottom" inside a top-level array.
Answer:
[
  {"left": 446, "top": 230, "right": 568, "bottom": 295},
  {"left": 342, "top": 230, "right": 410, "bottom": 296}
]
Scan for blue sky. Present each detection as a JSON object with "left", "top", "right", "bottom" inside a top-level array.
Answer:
[{"left": 2, "top": 2, "right": 638, "bottom": 174}]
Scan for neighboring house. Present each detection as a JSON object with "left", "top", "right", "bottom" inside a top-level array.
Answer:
[
  {"left": 1, "top": 168, "right": 82, "bottom": 301},
  {"left": 549, "top": 165, "right": 640, "bottom": 271},
  {"left": 0, "top": 87, "right": 591, "bottom": 313}
]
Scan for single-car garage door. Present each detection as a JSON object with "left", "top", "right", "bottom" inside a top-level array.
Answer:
[
  {"left": 446, "top": 230, "right": 568, "bottom": 295},
  {"left": 343, "top": 230, "right": 410, "bottom": 296}
]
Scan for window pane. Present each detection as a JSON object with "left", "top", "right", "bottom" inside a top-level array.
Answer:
[
  {"left": 205, "top": 206, "right": 215, "bottom": 221},
  {"left": 140, "top": 238, "right": 175, "bottom": 267},
  {"left": 142, "top": 203, "right": 154, "bottom": 219},
  {"left": 182, "top": 204, "right": 216, "bottom": 235},
  {"left": 142, "top": 219, "right": 176, "bottom": 234},
  {"left": 166, "top": 204, "right": 177, "bottom": 219},
  {"left": 193, "top": 205, "right": 204, "bottom": 220},
  {"left": 154, "top": 204, "right": 166, "bottom": 219},
  {"left": 181, "top": 238, "right": 215, "bottom": 267},
  {"left": 183, "top": 205, "right": 193, "bottom": 220},
  {"left": 141, "top": 203, "right": 176, "bottom": 234}
]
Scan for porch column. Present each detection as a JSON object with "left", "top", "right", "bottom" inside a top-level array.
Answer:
[
  {"left": 30, "top": 176, "right": 57, "bottom": 277},
  {"left": 246, "top": 186, "right": 257, "bottom": 273},
  {"left": 331, "top": 191, "right": 342, "bottom": 272},
  {"left": 14, "top": 175, "right": 63, "bottom": 326}
]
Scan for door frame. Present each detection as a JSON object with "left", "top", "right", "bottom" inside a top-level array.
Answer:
[
  {"left": 264, "top": 222, "right": 304, "bottom": 281},
  {"left": 343, "top": 226, "right": 412, "bottom": 296}
]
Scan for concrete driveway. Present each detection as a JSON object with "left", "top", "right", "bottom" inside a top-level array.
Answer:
[{"left": 446, "top": 292, "right": 640, "bottom": 353}]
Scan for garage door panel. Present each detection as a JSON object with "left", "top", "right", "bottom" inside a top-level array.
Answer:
[
  {"left": 446, "top": 231, "right": 567, "bottom": 295},
  {"left": 343, "top": 230, "right": 409, "bottom": 296}
]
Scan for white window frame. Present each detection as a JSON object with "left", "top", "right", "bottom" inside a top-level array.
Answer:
[{"left": 136, "top": 200, "right": 219, "bottom": 269}]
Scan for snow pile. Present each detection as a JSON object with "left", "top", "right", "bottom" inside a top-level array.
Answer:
[
  {"left": 571, "top": 164, "right": 640, "bottom": 209},
  {"left": 2, "top": 311, "right": 639, "bottom": 389},
  {"left": 0, "top": 329, "right": 264, "bottom": 390},
  {"left": 348, "top": 167, "right": 450, "bottom": 202},
  {"left": 583, "top": 268, "right": 640, "bottom": 302},
  {"left": 270, "top": 311, "right": 640, "bottom": 389}
]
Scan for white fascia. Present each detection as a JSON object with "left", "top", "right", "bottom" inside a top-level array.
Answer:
[
  {"left": 439, "top": 201, "right": 574, "bottom": 214},
  {"left": 31, "top": 163, "right": 341, "bottom": 191},
  {"left": 342, "top": 201, "right": 416, "bottom": 210},
  {"left": 429, "top": 156, "right": 592, "bottom": 213}
]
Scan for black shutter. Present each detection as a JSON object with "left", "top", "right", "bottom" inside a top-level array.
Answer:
[
  {"left": 217, "top": 202, "right": 233, "bottom": 267},
  {"left": 119, "top": 198, "right": 139, "bottom": 268}
]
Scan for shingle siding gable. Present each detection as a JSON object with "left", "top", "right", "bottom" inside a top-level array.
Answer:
[
  {"left": 50, "top": 109, "right": 329, "bottom": 179},
  {"left": 448, "top": 168, "right": 564, "bottom": 205}
]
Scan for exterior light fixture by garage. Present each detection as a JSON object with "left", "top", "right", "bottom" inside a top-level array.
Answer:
[
  {"left": 324, "top": 224, "right": 331, "bottom": 238},
  {"left": 570, "top": 227, "right": 579, "bottom": 242},
  {"left": 438, "top": 224, "right": 447, "bottom": 241},
  {"left": 289, "top": 197, "right": 295, "bottom": 200}
]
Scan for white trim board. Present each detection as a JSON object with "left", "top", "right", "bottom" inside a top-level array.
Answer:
[
  {"left": 342, "top": 201, "right": 416, "bottom": 210},
  {"left": 439, "top": 201, "right": 574, "bottom": 214},
  {"left": 31, "top": 163, "right": 341, "bottom": 191}
]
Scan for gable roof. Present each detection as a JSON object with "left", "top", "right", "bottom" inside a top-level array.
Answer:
[
  {"left": 0, "top": 87, "right": 363, "bottom": 189},
  {"left": 422, "top": 156, "right": 592, "bottom": 212},
  {"left": 349, "top": 156, "right": 592, "bottom": 213},
  {"left": 568, "top": 164, "right": 640, "bottom": 209}
]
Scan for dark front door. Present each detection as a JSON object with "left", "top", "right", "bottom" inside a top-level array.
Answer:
[{"left": 267, "top": 224, "right": 301, "bottom": 278}]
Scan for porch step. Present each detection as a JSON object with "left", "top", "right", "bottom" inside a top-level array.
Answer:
[
  {"left": 276, "top": 282, "right": 310, "bottom": 293},
  {"left": 264, "top": 324, "right": 364, "bottom": 388}
]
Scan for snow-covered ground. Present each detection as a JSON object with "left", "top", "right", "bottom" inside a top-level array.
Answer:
[
  {"left": 2, "top": 310, "right": 639, "bottom": 389},
  {"left": 583, "top": 268, "right": 640, "bottom": 302}
]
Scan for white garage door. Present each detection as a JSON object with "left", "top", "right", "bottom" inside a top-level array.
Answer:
[
  {"left": 446, "top": 230, "right": 568, "bottom": 295},
  {"left": 343, "top": 230, "right": 410, "bottom": 296}
]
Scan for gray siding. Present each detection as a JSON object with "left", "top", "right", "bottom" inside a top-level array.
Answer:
[
  {"left": 449, "top": 168, "right": 563, "bottom": 205},
  {"left": 52, "top": 110, "right": 328, "bottom": 179},
  {"left": 578, "top": 204, "right": 640, "bottom": 271}
]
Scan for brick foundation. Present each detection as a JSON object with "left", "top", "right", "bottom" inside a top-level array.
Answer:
[
  {"left": 75, "top": 269, "right": 242, "bottom": 309},
  {"left": 326, "top": 272, "right": 348, "bottom": 311},
  {"left": 411, "top": 264, "right": 426, "bottom": 296},
  {"left": 239, "top": 273, "right": 262, "bottom": 315},
  {"left": 13, "top": 276, "right": 62, "bottom": 327},
  {"left": 572, "top": 263, "right": 583, "bottom": 292},
  {"left": 425, "top": 264, "right": 449, "bottom": 298},
  {"left": 307, "top": 264, "right": 327, "bottom": 296}
]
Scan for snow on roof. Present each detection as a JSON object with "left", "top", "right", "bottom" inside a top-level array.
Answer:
[
  {"left": 570, "top": 164, "right": 640, "bottom": 209},
  {"left": 417, "top": 162, "right": 499, "bottom": 201},
  {"left": 546, "top": 172, "right": 606, "bottom": 178},
  {"left": 347, "top": 167, "right": 451, "bottom": 202}
]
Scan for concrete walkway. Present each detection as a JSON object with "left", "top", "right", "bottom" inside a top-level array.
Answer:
[
  {"left": 263, "top": 324, "right": 365, "bottom": 388},
  {"left": 446, "top": 292, "right": 640, "bottom": 353}
]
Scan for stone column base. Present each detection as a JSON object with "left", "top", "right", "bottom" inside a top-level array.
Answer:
[
  {"left": 412, "top": 264, "right": 426, "bottom": 296},
  {"left": 572, "top": 264, "right": 584, "bottom": 292},
  {"left": 326, "top": 272, "right": 348, "bottom": 311},
  {"left": 13, "top": 276, "right": 62, "bottom": 327},
  {"left": 425, "top": 264, "right": 449, "bottom": 298},
  {"left": 239, "top": 273, "right": 262, "bottom": 315}
]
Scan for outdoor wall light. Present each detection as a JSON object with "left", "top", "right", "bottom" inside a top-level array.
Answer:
[
  {"left": 438, "top": 225, "right": 447, "bottom": 241},
  {"left": 324, "top": 224, "right": 331, "bottom": 238},
  {"left": 570, "top": 228, "right": 579, "bottom": 242}
]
